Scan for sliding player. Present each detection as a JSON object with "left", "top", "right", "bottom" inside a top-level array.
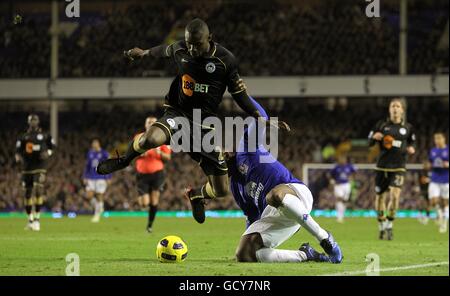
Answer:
[
  {"left": 368, "top": 98, "right": 416, "bottom": 240},
  {"left": 224, "top": 98, "right": 342, "bottom": 264}
]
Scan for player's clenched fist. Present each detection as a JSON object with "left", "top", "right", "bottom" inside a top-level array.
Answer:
[{"left": 123, "top": 47, "right": 149, "bottom": 60}]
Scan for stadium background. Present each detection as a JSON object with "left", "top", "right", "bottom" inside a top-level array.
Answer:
[{"left": 0, "top": 0, "right": 448, "bottom": 216}]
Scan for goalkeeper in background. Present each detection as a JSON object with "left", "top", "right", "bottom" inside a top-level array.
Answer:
[{"left": 368, "top": 98, "right": 416, "bottom": 240}]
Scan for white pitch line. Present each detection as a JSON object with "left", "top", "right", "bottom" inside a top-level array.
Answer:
[{"left": 322, "top": 261, "right": 449, "bottom": 276}]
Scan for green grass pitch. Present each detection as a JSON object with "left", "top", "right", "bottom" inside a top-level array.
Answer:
[{"left": 0, "top": 217, "right": 448, "bottom": 276}]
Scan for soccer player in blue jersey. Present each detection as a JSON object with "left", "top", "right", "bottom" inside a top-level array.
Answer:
[
  {"left": 329, "top": 155, "right": 357, "bottom": 223},
  {"left": 83, "top": 139, "right": 111, "bottom": 222},
  {"left": 428, "top": 132, "right": 449, "bottom": 233},
  {"left": 223, "top": 98, "right": 342, "bottom": 264}
]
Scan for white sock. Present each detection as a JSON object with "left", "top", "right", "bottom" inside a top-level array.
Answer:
[
  {"left": 378, "top": 220, "right": 385, "bottom": 231},
  {"left": 28, "top": 213, "right": 34, "bottom": 222},
  {"left": 95, "top": 201, "right": 103, "bottom": 215},
  {"left": 34, "top": 212, "right": 40, "bottom": 220},
  {"left": 436, "top": 206, "right": 443, "bottom": 221},
  {"left": 444, "top": 206, "right": 449, "bottom": 221},
  {"left": 336, "top": 201, "right": 345, "bottom": 220},
  {"left": 280, "top": 194, "right": 328, "bottom": 242},
  {"left": 256, "top": 248, "right": 308, "bottom": 263}
]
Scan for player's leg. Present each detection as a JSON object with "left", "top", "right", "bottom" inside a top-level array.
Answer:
[
  {"left": 32, "top": 172, "right": 46, "bottom": 231},
  {"left": 96, "top": 126, "right": 167, "bottom": 175},
  {"left": 22, "top": 174, "right": 34, "bottom": 230},
  {"left": 147, "top": 171, "right": 165, "bottom": 232},
  {"left": 185, "top": 152, "right": 229, "bottom": 223},
  {"left": 266, "top": 184, "right": 342, "bottom": 263},
  {"left": 375, "top": 171, "right": 389, "bottom": 239},
  {"left": 236, "top": 206, "right": 329, "bottom": 263},
  {"left": 147, "top": 190, "right": 160, "bottom": 232},
  {"left": 428, "top": 182, "right": 443, "bottom": 228},
  {"left": 385, "top": 186, "right": 401, "bottom": 240},
  {"left": 334, "top": 184, "right": 348, "bottom": 223},
  {"left": 92, "top": 180, "right": 107, "bottom": 222},
  {"left": 97, "top": 113, "right": 174, "bottom": 175},
  {"left": 439, "top": 184, "right": 449, "bottom": 233}
]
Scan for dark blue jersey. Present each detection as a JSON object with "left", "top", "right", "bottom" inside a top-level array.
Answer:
[{"left": 229, "top": 98, "right": 303, "bottom": 226}]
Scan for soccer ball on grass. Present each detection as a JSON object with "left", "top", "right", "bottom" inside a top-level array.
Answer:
[{"left": 156, "top": 235, "right": 188, "bottom": 263}]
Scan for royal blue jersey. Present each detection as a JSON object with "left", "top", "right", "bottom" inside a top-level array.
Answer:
[
  {"left": 229, "top": 98, "right": 303, "bottom": 226},
  {"left": 84, "top": 149, "right": 111, "bottom": 180},
  {"left": 330, "top": 164, "right": 356, "bottom": 184},
  {"left": 429, "top": 146, "right": 449, "bottom": 184}
]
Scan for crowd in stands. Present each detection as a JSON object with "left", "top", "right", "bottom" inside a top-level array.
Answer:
[
  {"left": 0, "top": 97, "right": 448, "bottom": 213},
  {"left": 0, "top": 0, "right": 448, "bottom": 78}
]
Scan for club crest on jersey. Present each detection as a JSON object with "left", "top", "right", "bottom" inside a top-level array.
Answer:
[
  {"left": 302, "top": 214, "right": 309, "bottom": 221},
  {"left": 399, "top": 127, "right": 407, "bottom": 135},
  {"left": 166, "top": 118, "right": 176, "bottom": 128},
  {"left": 238, "top": 163, "right": 249, "bottom": 175},
  {"left": 37, "top": 134, "right": 43, "bottom": 140},
  {"left": 205, "top": 62, "right": 216, "bottom": 73}
]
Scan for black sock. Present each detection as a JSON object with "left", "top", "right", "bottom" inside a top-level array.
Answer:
[
  {"left": 123, "top": 138, "right": 143, "bottom": 164},
  {"left": 148, "top": 205, "right": 158, "bottom": 227},
  {"left": 25, "top": 205, "right": 33, "bottom": 222}
]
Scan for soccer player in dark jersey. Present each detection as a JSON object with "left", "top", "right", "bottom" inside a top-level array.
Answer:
[
  {"left": 368, "top": 98, "right": 416, "bottom": 240},
  {"left": 427, "top": 132, "right": 449, "bottom": 233},
  {"left": 15, "top": 114, "right": 55, "bottom": 231},
  {"left": 96, "top": 18, "right": 288, "bottom": 223},
  {"left": 225, "top": 97, "right": 342, "bottom": 263}
]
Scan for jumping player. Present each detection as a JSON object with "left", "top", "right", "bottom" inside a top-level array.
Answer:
[
  {"left": 428, "top": 132, "right": 449, "bottom": 233},
  {"left": 224, "top": 98, "right": 342, "bottom": 264},
  {"left": 15, "top": 114, "right": 55, "bottom": 231},
  {"left": 96, "top": 18, "right": 288, "bottom": 223},
  {"left": 83, "top": 139, "right": 111, "bottom": 223},
  {"left": 135, "top": 117, "right": 172, "bottom": 232},
  {"left": 368, "top": 98, "right": 416, "bottom": 240},
  {"left": 329, "top": 155, "right": 356, "bottom": 223}
]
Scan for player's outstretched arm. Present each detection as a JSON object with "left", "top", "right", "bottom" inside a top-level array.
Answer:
[
  {"left": 230, "top": 79, "right": 290, "bottom": 132},
  {"left": 124, "top": 44, "right": 173, "bottom": 61}
]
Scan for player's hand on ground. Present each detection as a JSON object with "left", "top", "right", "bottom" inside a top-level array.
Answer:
[
  {"left": 123, "top": 47, "right": 149, "bottom": 61},
  {"left": 372, "top": 132, "right": 384, "bottom": 141},
  {"left": 406, "top": 146, "right": 415, "bottom": 155}
]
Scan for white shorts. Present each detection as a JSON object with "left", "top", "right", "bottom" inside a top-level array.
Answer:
[
  {"left": 334, "top": 183, "right": 351, "bottom": 201},
  {"left": 242, "top": 183, "right": 313, "bottom": 248},
  {"left": 86, "top": 179, "right": 108, "bottom": 194},
  {"left": 429, "top": 182, "right": 449, "bottom": 199}
]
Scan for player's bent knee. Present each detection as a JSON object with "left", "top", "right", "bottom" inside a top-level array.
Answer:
[{"left": 266, "top": 189, "right": 284, "bottom": 208}]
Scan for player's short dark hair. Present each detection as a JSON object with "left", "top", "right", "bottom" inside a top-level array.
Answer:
[
  {"left": 186, "top": 18, "right": 209, "bottom": 35},
  {"left": 434, "top": 131, "right": 446, "bottom": 138}
]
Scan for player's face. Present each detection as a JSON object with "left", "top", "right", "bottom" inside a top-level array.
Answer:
[
  {"left": 28, "top": 117, "right": 39, "bottom": 129},
  {"left": 389, "top": 100, "right": 404, "bottom": 122},
  {"left": 185, "top": 31, "right": 210, "bottom": 58},
  {"left": 434, "top": 134, "right": 446, "bottom": 147},
  {"left": 145, "top": 117, "right": 156, "bottom": 131},
  {"left": 92, "top": 140, "right": 101, "bottom": 150}
]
